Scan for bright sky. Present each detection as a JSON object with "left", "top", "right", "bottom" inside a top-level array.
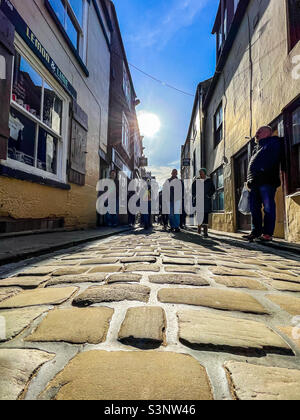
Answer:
[{"left": 114, "top": 0, "right": 219, "bottom": 185}]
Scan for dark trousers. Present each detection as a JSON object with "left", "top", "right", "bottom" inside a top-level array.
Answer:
[{"left": 250, "top": 185, "right": 277, "bottom": 237}]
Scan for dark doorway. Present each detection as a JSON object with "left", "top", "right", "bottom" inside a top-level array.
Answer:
[{"left": 234, "top": 146, "right": 251, "bottom": 231}]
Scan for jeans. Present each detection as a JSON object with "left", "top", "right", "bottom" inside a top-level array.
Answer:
[
  {"left": 250, "top": 185, "right": 277, "bottom": 237},
  {"left": 169, "top": 202, "right": 180, "bottom": 229},
  {"left": 105, "top": 213, "right": 119, "bottom": 227}
]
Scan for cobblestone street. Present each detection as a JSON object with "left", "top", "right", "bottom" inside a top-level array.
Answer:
[{"left": 0, "top": 228, "right": 300, "bottom": 400}]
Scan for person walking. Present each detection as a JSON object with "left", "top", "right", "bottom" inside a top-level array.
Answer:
[
  {"left": 163, "top": 169, "right": 182, "bottom": 233},
  {"left": 193, "top": 169, "right": 215, "bottom": 238},
  {"left": 244, "top": 126, "right": 285, "bottom": 243},
  {"left": 105, "top": 169, "right": 119, "bottom": 227}
]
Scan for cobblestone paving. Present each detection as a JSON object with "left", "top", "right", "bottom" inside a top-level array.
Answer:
[{"left": 0, "top": 228, "right": 300, "bottom": 400}]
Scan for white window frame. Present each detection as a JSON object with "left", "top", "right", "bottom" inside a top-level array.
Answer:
[
  {"left": 122, "top": 112, "right": 130, "bottom": 153},
  {"left": 49, "top": 0, "right": 89, "bottom": 62},
  {"left": 1, "top": 34, "right": 70, "bottom": 184}
]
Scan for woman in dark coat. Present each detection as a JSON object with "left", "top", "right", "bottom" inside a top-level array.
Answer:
[{"left": 193, "top": 169, "right": 216, "bottom": 238}]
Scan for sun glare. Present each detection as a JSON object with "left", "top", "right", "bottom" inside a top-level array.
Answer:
[{"left": 138, "top": 112, "right": 161, "bottom": 138}]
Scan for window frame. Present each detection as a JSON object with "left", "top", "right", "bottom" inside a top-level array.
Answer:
[
  {"left": 122, "top": 111, "right": 130, "bottom": 154},
  {"left": 214, "top": 101, "right": 224, "bottom": 148},
  {"left": 123, "top": 62, "right": 132, "bottom": 109},
  {"left": 287, "top": 0, "right": 300, "bottom": 52},
  {"left": 212, "top": 166, "right": 225, "bottom": 212},
  {"left": 1, "top": 35, "right": 70, "bottom": 184},
  {"left": 46, "top": 0, "right": 89, "bottom": 67}
]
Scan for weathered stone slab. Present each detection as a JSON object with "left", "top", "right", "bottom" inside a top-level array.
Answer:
[
  {"left": 163, "top": 257, "right": 195, "bottom": 266},
  {"left": 149, "top": 274, "right": 209, "bottom": 287},
  {"left": 80, "top": 258, "right": 119, "bottom": 265},
  {"left": 51, "top": 267, "right": 89, "bottom": 276},
  {"left": 278, "top": 327, "right": 300, "bottom": 350},
  {"left": 164, "top": 265, "right": 198, "bottom": 274},
  {"left": 0, "top": 287, "right": 78, "bottom": 309},
  {"left": 216, "top": 261, "right": 257, "bottom": 270},
  {"left": 88, "top": 265, "right": 123, "bottom": 274},
  {"left": 46, "top": 273, "right": 106, "bottom": 286},
  {"left": 25, "top": 307, "right": 114, "bottom": 345},
  {"left": 0, "top": 307, "right": 49, "bottom": 342},
  {"left": 135, "top": 252, "right": 160, "bottom": 257},
  {"left": 264, "top": 279, "right": 300, "bottom": 292},
  {"left": 118, "top": 307, "right": 166, "bottom": 348},
  {"left": 39, "top": 350, "right": 213, "bottom": 400},
  {"left": 267, "top": 295, "right": 300, "bottom": 316},
  {"left": 197, "top": 259, "right": 217, "bottom": 266},
  {"left": 158, "top": 288, "right": 269, "bottom": 314},
  {"left": 124, "top": 264, "right": 161, "bottom": 272},
  {"left": 210, "top": 267, "right": 260, "bottom": 277},
  {"left": 73, "top": 284, "right": 150, "bottom": 307},
  {"left": 18, "top": 267, "right": 59, "bottom": 277},
  {"left": 0, "top": 349, "right": 55, "bottom": 400},
  {"left": 120, "top": 256, "right": 157, "bottom": 264},
  {"left": 106, "top": 273, "right": 142, "bottom": 284},
  {"left": 259, "top": 271, "right": 300, "bottom": 283},
  {"left": 0, "top": 287, "right": 22, "bottom": 303},
  {"left": 178, "top": 310, "right": 292, "bottom": 356},
  {"left": 212, "top": 276, "right": 267, "bottom": 291},
  {"left": 0, "top": 276, "right": 49, "bottom": 289},
  {"left": 224, "top": 362, "right": 300, "bottom": 400}
]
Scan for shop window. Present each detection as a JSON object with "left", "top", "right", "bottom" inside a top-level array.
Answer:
[
  {"left": 212, "top": 166, "right": 224, "bottom": 211},
  {"left": 287, "top": 0, "right": 300, "bottom": 51},
  {"left": 8, "top": 51, "right": 64, "bottom": 176},
  {"left": 48, "top": 0, "right": 87, "bottom": 59},
  {"left": 214, "top": 102, "right": 223, "bottom": 147}
]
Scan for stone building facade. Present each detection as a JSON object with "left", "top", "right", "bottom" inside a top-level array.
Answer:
[
  {"left": 0, "top": 0, "right": 143, "bottom": 234},
  {"left": 183, "top": 0, "right": 300, "bottom": 243}
]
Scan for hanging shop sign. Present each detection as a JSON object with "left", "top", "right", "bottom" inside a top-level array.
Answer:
[
  {"left": 0, "top": 0, "right": 77, "bottom": 100},
  {"left": 182, "top": 158, "right": 191, "bottom": 167}
]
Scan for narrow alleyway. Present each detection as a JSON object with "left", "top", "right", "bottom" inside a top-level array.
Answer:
[{"left": 0, "top": 227, "right": 300, "bottom": 400}]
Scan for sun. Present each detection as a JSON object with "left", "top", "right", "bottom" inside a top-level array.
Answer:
[{"left": 138, "top": 111, "right": 161, "bottom": 138}]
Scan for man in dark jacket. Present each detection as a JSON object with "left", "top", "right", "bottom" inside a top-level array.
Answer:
[{"left": 245, "top": 126, "right": 285, "bottom": 242}]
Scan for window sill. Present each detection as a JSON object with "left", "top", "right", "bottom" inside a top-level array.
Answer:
[
  {"left": 0, "top": 164, "right": 71, "bottom": 190},
  {"left": 45, "top": 0, "right": 89, "bottom": 78}
]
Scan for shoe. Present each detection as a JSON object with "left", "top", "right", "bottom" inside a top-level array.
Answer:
[
  {"left": 242, "top": 233, "right": 259, "bottom": 242},
  {"left": 174, "top": 228, "right": 181, "bottom": 233},
  {"left": 259, "top": 234, "right": 273, "bottom": 242}
]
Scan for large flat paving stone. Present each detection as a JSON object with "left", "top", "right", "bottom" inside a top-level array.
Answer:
[
  {"left": 177, "top": 310, "right": 292, "bottom": 356},
  {"left": 106, "top": 273, "right": 142, "bottom": 284},
  {"left": 224, "top": 362, "right": 300, "bottom": 400},
  {"left": 158, "top": 288, "right": 269, "bottom": 314},
  {"left": 46, "top": 273, "right": 106, "bottom": 286},
  {"left": 124, "top": 264, "right": 161, "bottom": 272},
  {"left": 0, "top": 307, "right": 49, "bottom": 342},
  {"left": 0, "top": 287, "right": 22, "bottom": 303},
  {"left": 80, "top": 258, "right": 119, "bottom": 265},
  {"left": 120, "top": 256, "right": 157, "bottom": 264},
  {"left": 162, "top": 257, "right": 195, "bottom": 266},
  {"left": 51, "top": 267, "right": 89, "bottom": 276},
  {"left": 39, "top": 351, "right": 213, "bottom": 400},
  {"left": 25, "top": 307, "right": 114, "bottom": 344},
  {"left": 210, "top": 267, "right": 260, "bottom": 277},
  {"left": 17, "top": 267, "right": 60, "bottom": 277},
  {"left": 216, "top": 261, "right": 257, "bottom": 270},
  {"left": 88, "top": 265, "right": 123, "bottom": 274},
  {"left": 264, "top": 279, "right": 300, "bottom": 292},
  {"left": 258, "top": 271, "right": 300, "bottom": 283},
  {"left": 212, "top": 276, "right": 267, "bottom": 291},
  {"left": 0, "top": 276, "right": 49, "bottom": 289},
  {"left": 267, "top": 294, "right": 300, "bottom": 316},
  {"left": 149, "top": 274, "right": 209, "bottom": 287},
  {"left": 0, "top": 349, "right": 55, "bottom": 400},
  {"left": 73, "top": 284, "right": 150, "bottom": 307},
  {"left": 0, "top": 287, "right": 78, "bottom": 309},
  {"left": 118, "top": 307, "right": 166, "bottom": 349},
  {"left": 164, "top": 266, "right": 199, "bottom": 274}
]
